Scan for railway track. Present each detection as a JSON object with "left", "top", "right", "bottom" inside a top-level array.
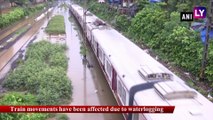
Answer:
[
  {"left": 0, "top": 8, "right": 48, "bottom": 42},
  {"left": 0, "top": 8, "right": 53, "bottom": 73}
]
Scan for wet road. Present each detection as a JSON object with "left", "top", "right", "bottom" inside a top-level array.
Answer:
[{"left": 64, "top": 6, "right": 123, "bottom": 120}]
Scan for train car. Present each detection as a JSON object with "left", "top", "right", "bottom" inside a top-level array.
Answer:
[{"left": 69, "top": 4, "right": 213, "bottom": 120}]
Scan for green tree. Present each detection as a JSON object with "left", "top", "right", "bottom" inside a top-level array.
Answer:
[
  {"left": 114, "top": 14, "right": 130, "bottom": 32},
  {"left": 205, "top": 43, "right": 213, "bottom": 83},
  {"left": 155, "top": 11, "right": 188, "bottom": 51},
  {"left": 137, "top": 0, "right": 149, "bottom": 10},
  {"left": 128, "top": 4, "right": 167, "bottom": 45},
  {"left": 163, "top": 26, "right": 202, "bottom": 73}
]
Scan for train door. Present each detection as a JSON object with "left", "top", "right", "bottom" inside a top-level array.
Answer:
[
  {"left": 105, "top": 58, "right": 112, "bottom": 86},
  {"left": 91, "top": 39, "right": 95, "bottom": 52},
  {"left": 98, "top": 46, "right": 105, "bottom": 69},
  {"left": 92, "top": 40, "right": 98, "bottom": 56},
  {"left": 102, "top": 53, "right": 105, "bottom": 71},
  {"left": 112, "top": 68, "right": 117, "bottom": 92},
  {"left": 86, "top": 28, "right": 91, "bottom": 41}
]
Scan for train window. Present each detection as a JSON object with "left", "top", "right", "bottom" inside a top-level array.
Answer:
[
  {"left": 102, "top": 53, "right": 105, "bottom": 66},
  {"left": 86, "top": 28, "right": 90, "bottom": 38},
  {"left": 98, "top": 47, "right": 104, "bottom": 64},
  {"left": 90, "top": 34, "right": 93, "bottom": 42},
  {"left": 121, "top": 86, "right": 126, "bottom": 105},
  {"left": 118, "top": 80, "right": 122, "bottom": 95},
  {"left": 117, "top": 79, "right": 126, "bottom": 105},
  {"left": 133, "top": 113, "right": 139, "bottom": 120},
  {"left": 105, "top": 59, "right": 112, "bottom": 80},
  {"left": 92, "top": 40, "right": 95, "bottom": 50},
  {"left": 94, "top": 42, "right": 98, "bottom": 55}
]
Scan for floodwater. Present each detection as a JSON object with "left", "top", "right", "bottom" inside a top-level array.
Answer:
[
  {"left": 63, "top": 6, "right": 124, "bottom": 120},
  {"left": 0, "top": 2, "right": 124, "bottom": 120}
]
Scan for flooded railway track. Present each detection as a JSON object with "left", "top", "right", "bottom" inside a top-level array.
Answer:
[
  {"left": 0, "top": 3, "right": 124, "bottom": 119},
  {"left": 0, "top": 8, "right": 49, "bottom": 42},
  {"left": 0, "top": 8, "right": 54, "bottom": 79},
  {"left": 0, "top": 25, "right": 32, "bottom": 52},
  {"left": 64, "top": 5, "right": 123, "bottom": 120}
]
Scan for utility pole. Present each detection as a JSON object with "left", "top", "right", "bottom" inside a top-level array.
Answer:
[{"left": 200, "top": 0, "right": 213, "bottom": 80}]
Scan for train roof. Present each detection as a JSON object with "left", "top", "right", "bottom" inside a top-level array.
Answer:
[
  {"left": 91, "top": 23, "right": 213, "bottom": 120},
  {"left": 71, "top": 4, "right": 108, "bottom": 30},
  {"left": 92, "top": 26, "right": 180, "bottom": 88},
  {"left": 70, "top": 4, "right": 213, "bottom": 120}
]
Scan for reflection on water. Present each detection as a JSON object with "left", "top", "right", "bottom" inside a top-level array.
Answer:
[{"left": 64, "top": 7, "right": 123, "bottom": 120}]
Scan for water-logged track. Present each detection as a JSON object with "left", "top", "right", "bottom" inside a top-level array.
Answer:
[
  {"left": 0, "top": 3, "right": 124, "bottom": 119},
  {"left": 0, "top": 9, "right": 53, "bottom": 73},
  {"left": 0, "top": 9, "right": 48, "bottom": 42},
  {"left": 63, "top": 5, "right": 123, "bottom": 119}
]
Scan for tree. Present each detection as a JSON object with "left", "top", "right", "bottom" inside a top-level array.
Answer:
[{"left": 128, "top": 3, "right": 168, "bottom": 45}]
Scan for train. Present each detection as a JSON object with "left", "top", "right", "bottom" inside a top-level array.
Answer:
[{"left": 69, "top": 4, "right": 213, "bottom": 120}]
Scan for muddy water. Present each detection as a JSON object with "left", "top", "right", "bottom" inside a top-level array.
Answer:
[
  {"left": 0, "top": 4, "right": 124, "bottom": 119},
  {"left": 64, "top": 7, "right": 124, "bottom": 120}
]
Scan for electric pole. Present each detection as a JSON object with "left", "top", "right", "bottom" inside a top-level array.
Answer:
[{"left": 200, "top": 0, "right": 213, "bottom": 80}]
